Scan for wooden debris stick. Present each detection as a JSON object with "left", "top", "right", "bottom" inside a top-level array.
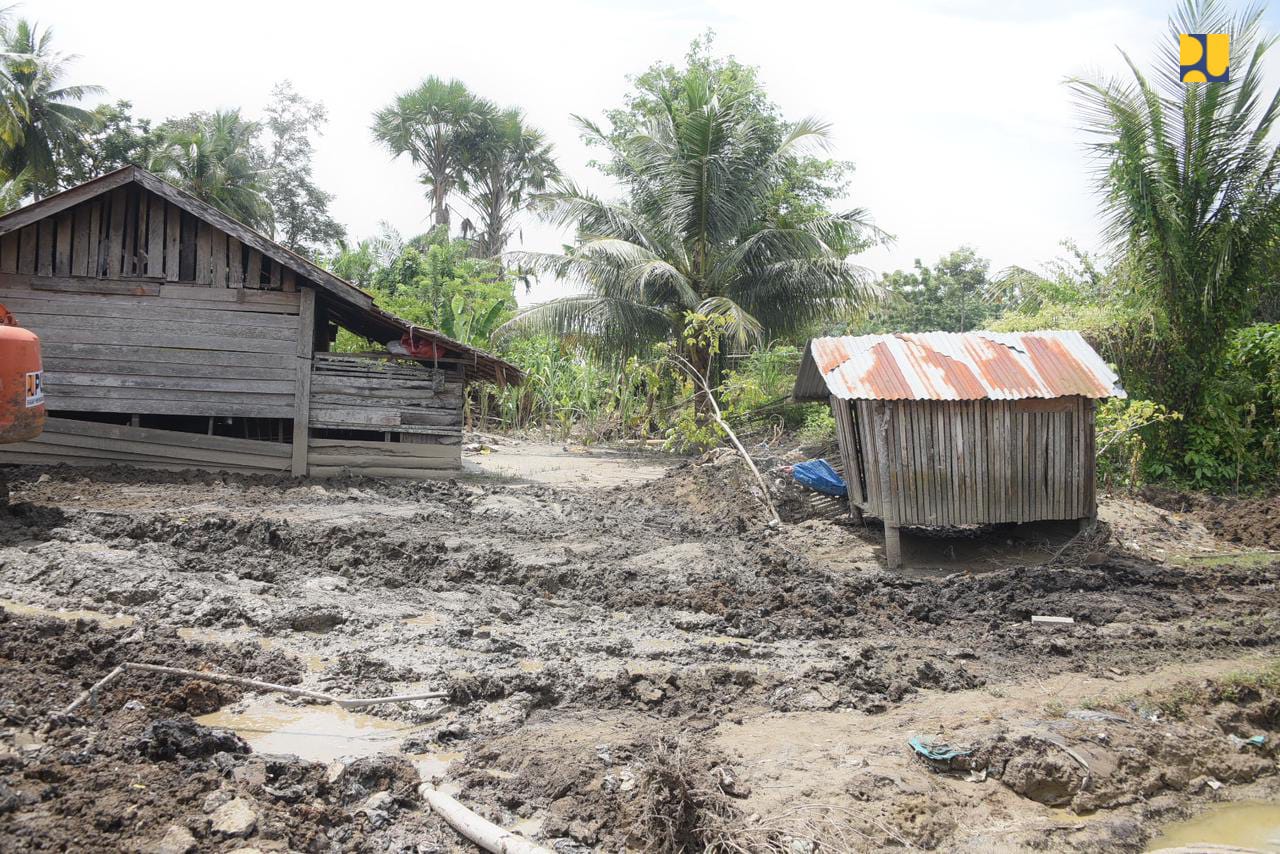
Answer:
[
  {"left": 420, "top": 786, "right": 552, "bottom": 854},
  {"left": 60, "top": 662, "right": 449, "bottom": 716}
]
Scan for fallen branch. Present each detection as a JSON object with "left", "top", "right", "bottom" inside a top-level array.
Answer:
[
  {"left": 420, "top": 785, "right": 551, "bottom": 854},
  {"left": 60, "top": 662, "right": 449, "bottom": 716},
  {"left": 671, "top": 352, "right": 781, "bottom": 525}
]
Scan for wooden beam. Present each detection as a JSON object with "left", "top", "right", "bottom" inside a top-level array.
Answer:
[
  {"left": 876, "top": 401, "right": 901, "bottom": 569},
  {"left": 292, "top": 287, "right": 315, "bottom": 476}
]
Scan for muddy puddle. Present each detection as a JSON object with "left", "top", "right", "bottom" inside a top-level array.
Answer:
[
  {"left": 1146, "top": 802, "right": 1280, "bottom": 851},
  {"left": 0, "top": 597, "right": 135, "bottom": 628},
  {"left": 196, "top": 697, "right": 413, "bottom": 763}
]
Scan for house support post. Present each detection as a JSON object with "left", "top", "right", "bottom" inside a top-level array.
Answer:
[
  {"left": 875, "top": 401, "right": 901, "bottom": 569},
  {"left": 291, "top": 288, "right": 315, "bottom": 477}
]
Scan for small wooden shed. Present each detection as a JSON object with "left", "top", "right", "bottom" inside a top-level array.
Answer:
[
  {"left": 0, "top": 166, "right": 521, "bottom": 478},
  {"left": 793, "top": 331, "right": 1125, "bottom": 567}
]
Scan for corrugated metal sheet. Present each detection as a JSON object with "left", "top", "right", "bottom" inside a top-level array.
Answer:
[{"left": 796, "top": 331, "right": 1126, "bottom": 401}]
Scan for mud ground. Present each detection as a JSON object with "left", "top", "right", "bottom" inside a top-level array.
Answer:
[{"left": 0, "top": 438, "right": 1278, "bottom": 852}]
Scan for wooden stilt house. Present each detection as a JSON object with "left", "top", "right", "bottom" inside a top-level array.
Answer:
[
  {"left": 0, "top": 167, "right": 520, "bottom": 478},
  {"left": 793, "top": 331, "right": 1125, "bottom": 568}
]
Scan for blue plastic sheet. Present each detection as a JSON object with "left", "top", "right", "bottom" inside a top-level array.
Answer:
[
  {"left": 792, "top": 459, "right": 847, "bottom": 497},
  {"left": 908, "top": 736, "right": 972, "bottom": 761}
]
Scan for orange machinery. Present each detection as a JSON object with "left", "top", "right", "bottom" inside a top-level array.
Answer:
[{"left": 0, "top": 304, "right": 44, "bottom": 504}]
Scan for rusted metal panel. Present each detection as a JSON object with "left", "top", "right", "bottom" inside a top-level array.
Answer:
[{"left": 795, "top": 331, "right": 1125, "bottom": 402}]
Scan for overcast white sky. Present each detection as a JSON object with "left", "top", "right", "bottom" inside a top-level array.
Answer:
[{"left": 33, "top": 0, "right": 1260, "bottom": 304}]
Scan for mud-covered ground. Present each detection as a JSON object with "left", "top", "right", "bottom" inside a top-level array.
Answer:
[{"left": 0, "top": 441, "right": 1278, "bottom": 852}]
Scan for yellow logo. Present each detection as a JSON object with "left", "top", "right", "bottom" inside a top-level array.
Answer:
[{"left": 1180, "top": 33, "right": 1229, "bottom": 82}]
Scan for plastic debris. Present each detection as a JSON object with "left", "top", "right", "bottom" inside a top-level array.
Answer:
[
  {"left": 791, "top": 459, "right": 847, "bottom": 497},
  {"left": 908, "top": 736, "right": 972, "bottom": 761},
  {"left": 1227, "top": 734, "right": 1267, "bottom": 751},
  {"left": 1031, "top": 615, "right": 1074, "bottom": 625},
  {"left": 1066, "top": 709, "right": 1126, "bottom": 723}
]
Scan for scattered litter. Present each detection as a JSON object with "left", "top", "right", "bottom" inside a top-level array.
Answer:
[
  {"left": 908, "top": 736, "right": 972, "bottom": 761},
  {"left": 1066, "top": 709, "right": 1126, "bottom": 723},
  {"left": 1031, "top": 615, "right": 1074, "bottom": 625},
  {"left": 964, "top": 768, "right": 988, "bottom": 783},
  {"left": 1206, "top": 777, "right": 1223, "bottom": 791},
  {"left": 1227, "top": 734, "right": 1267, "bottom": 751}
]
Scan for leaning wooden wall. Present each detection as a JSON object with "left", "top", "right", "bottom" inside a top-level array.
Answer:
[
  {"left": 0, "top": 276, "right": 301, "bottom": 418},
  {"left": 848, "top": 396, "right": 1095, "bottom": 526},
  {"left": 0, "top": 184, "right": 296, "bottom": 290},
  {"left": 305, "top": 353, "right": 462, "bottom": 477}
]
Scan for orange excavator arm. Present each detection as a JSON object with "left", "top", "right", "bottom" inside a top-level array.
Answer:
[{"left": 0, "top": 304, "right": 45, "bottom": 504}]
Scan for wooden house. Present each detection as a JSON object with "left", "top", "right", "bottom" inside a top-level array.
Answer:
[
  {"left": 0, "top": 166, "right": 520, "bottom": 479},
  {"left": 793, "top": 331, "right": 1125, "bottom": 567}
]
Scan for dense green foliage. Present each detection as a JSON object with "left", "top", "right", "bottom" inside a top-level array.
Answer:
[
  {"left": 1071, "top": 0, "right": 1280, "bottom": 452},
  {"left": 326, "top": 226, "right": 517, "bottom": 350},
  {"left": 372, "top": 79, "right": 558, "bottom": 257},
  {"left": 0, "top": 17, "right": 102, "bottom": 198},
  {"left": 501, "top": 52, "right": 880, "bottom": 413},
  {"left": 149, "top": 110, "right": 273, "bottom": 231},
  {"left": 854, "top": 248, "right": 994, "bottom": 334}
]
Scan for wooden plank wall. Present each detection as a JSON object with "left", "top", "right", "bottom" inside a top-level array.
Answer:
[
  {"left": 0, "top": 276, "right": 300, "bottom": 417},
  {"left": 308, "top": 438, "right": 460, "bottom": 479},
  {"left": 846, "top": 396, "right": 1095, "bottom": 526},
  {"left": 0, "top": 184, "right": 294, "bottom": 291},
  {"left": 0, "top": 417, "right": 291, "bottom": 474},
  {"left": 309, "top": 353, "right": 463, "bottom": 447}
]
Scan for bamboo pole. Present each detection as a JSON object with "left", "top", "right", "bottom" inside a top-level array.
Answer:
[
  {"left": 420, "top": 786, "right": 552, "bottom": 854},
  {"left": 61, "top": 662, "right": 449, "bottom": 716}
]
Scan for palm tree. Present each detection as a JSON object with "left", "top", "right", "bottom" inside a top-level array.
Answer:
[
  {"left": 0, "top": 18, "right": 103, "bottom": 197},
  {"left": 371, "top": 78, "right": 493, "bottom": 230},
  {"left": 1071, "top": 0, "right": 1280, "bottom": 416},
  {"left": 462, "top": 108, "right": 558, "bottom": 259},
  {"left": 150, "top": 110, "right": 272, "bottom": 231},
  {"left": 500, "top": 72, "right": 879, "bottom": 405}
]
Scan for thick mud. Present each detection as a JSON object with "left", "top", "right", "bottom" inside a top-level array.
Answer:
[{"left": 1, "top": 447, "right": 1278, "bottom": 851}]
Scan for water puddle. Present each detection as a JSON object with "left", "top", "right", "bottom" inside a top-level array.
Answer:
[
  {"left": 0, "top": 597, "right": 135, "bottom": 628},
  {"left": 411, "top": 751, "right": 465, "bottom": 780},
  {"left": 196, "top": 697, "right": 412, "bottom": 763},
  {"left": 1146, "top": 802, "right": 1280, "bottom": 852}
]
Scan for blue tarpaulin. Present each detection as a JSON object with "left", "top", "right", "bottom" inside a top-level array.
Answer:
[{"left": 792, "top": 459, "right": 847, "bottom": 497}]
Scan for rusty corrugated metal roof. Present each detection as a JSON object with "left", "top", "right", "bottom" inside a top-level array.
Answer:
[{"left": 795, "top": 331, "right": 1126, "bottom": 401}]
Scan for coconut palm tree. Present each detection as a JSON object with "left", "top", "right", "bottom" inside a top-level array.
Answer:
[
  {"left": 462, "top": 108, "right": 558, "bottom": 259},
  {"left": 0, "top": 18, "right": 103, "bottom": 197},
  {"left": 500, "top": 72, "right": 880, "bottom": 398},
  {"left": 371, "top": 77, "right": 493, "bottom": 230},
  {"left": 149, "top": 110, "right": 272, "bottom": 231},
  {"left": 1071, "top": 0, "right": 1280, "bottom": 416}
]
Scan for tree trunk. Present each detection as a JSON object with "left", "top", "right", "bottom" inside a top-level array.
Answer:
[{"left": 688, "top": 343, "right": 715, "bottom": 420}]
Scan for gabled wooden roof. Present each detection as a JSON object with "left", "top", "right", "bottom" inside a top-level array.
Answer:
[{"left": 0, "top": 166, "right": 522, "bottom": 385}]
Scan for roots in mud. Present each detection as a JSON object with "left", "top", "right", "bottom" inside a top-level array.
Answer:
[{"left": 625, "top": 736, "right": 746, "bottom": 853}]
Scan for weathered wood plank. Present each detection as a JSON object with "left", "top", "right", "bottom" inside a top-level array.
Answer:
[
  {"left": 46, "top": 372, "right": 295, "bottom": 395},
  {"left": 147, "top": 194, "right": 165, "bottom": 276},
  {"left": 29, "top": 431, "right": 291, "bottom": 468},
  {"left": 122, "top": 187, "right": 139, "bottom": 276},
  {"left": 3, "top": 297, "right": 302, "bottom": 329},
  {"left": 87, "top": 199, "right": 103, "bottom": 276},
  {"left": 40, "top": 342, "right": 296, "bottom": 370},
  {"left": 282, "top": 268, "right": 296, "bottom": 293},
  {"left": 292, "top": 289, "right": 316, "bottom": 476},
  {"left": 44, "top": 358, "right": 293, "bottom": 382},
  {"left": 31, "top": 326, "right": 296, "bottom": 355},
  {"left": 42, "top": 394, "right": 294, "bottom": 418},
  {"left": 227, "top": 237, "right": 243, "bottom": 287},
  {"left": 24, "top": 313, "right": 297, "bottom": 342},
  {"left": 211, "top": 229, "right": 228, "bottom": 286},
  {"left": 310, "top": 408, "right": 400, "bottom": 428},
  {"left": 17, "top": 225, "right": 36, "bottom": 273},
  {"left": 106, "top": 188, "right": 127, "bottom": 278},
  {"left": 40, "top": 417, "right": 290, "bottom": 456},
  {"left": 0, "top": 231, "right": 18, "bottom": 273},
  {"left": 36, "top": 219, "right": 55, "bottom": 276},
  {"left": 71, "top": 207, "right": 90, "bottom": 276},
  {"left": 194, "top": 221, "right": 212, "bottom": 284},
  {"left": 245, "top": 250, "right": 261, "bottom": 289},
  {"left": 165, "top": 203, "right": 181, "bottom": 281},
  {"left": 54, "top": 213, "right": 72, "bottom": 276}
]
